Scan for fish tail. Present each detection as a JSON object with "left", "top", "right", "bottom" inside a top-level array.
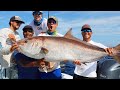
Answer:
[{"left": 113, "top": 44, "right": 120, "bottom": 63}]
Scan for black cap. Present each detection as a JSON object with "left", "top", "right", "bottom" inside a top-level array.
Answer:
[
  {"left": 48, "top": 16, "right": 58, "bottom": 24},
  {"left": 23, "top": 25, "right": 33, "bottom": 32},
  {"left": 10, "top": 16, "right": 25, "bottom": 24}
]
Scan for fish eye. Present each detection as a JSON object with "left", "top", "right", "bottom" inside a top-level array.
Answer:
[{"left": 24, "top": 40, "right": 27, "bottom": 43}]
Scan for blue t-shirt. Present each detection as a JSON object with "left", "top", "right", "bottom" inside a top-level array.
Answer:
[{"left": 13, "top": 52, "right": 40, "bottom": 79}]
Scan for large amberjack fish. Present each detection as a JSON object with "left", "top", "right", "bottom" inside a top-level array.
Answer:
[{"left": 16, "top": 29, "right": 120, "bottom": 63}]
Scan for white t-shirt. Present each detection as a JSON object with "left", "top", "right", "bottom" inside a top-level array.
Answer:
[
  {"left": 0, "top": 28, "right": 21, "bottom": 68},
  {"left": 29, "top": 18, "right": 48, "bottom": 36},
  {"left": 38, "top": 32, "right": 63, "bottom": 72},
  {"left": 74, "top": 40, "right": 107, "bottom": 77}
]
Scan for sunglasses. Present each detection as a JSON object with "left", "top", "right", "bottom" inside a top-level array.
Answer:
[
  {"left": 48, "top": 20, "right": 56, "bottom": 24},
  {"left": 82, "top": 29, "right": 92, "bottom": 32},
  {"left": 33, "top": 12, "right": 42, "bottom": 15}
]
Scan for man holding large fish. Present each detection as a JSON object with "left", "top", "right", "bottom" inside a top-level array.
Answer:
[
  {"left": 14, "top": 16, "right": 63, "bottom": 79},
  {"left": 0, "top": 16, "right": 25, "bottom": 79},
  {"left": 73, "top": 24, "right": 113, "bottom": 79},
  {"left": 13, "top": 25, "right": 41, "bottom": 79},
  {"left": 15, "top": 22, "right": 118, "bottom": 79},
  {"left": 37, "top": 16, "right": 63, "bottom": 79},
  {"left": 3, "top": 16, "right": 118, "bottom": 79}
]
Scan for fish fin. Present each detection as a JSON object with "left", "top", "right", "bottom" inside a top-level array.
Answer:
[
  {"left": 40, "top": 47, "right": 49, "bottom": 54},
  {"left": 114, "top": 44, "right": 120, "bottom": 50},
  {"left": 113, "top": 44, "right": 120, "bottom": 63},
  {"left": 64, "top": 28, "right": 82, "bottom": 41},
  {"left": 64, "top": 28, "right": 73, "bottom": 38}
]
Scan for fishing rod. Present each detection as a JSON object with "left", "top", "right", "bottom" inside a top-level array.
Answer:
[{"left": 48, "top": 11, "right": 49, "bottom": 19}]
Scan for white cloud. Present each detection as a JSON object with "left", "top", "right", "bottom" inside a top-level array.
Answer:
[{"left": 57, "top": 15, "right": 120, "bottom": 35}]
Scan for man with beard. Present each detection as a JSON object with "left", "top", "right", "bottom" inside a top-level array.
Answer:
[{"left": 0, "top": 16, "right": 25, "bottom": 79}]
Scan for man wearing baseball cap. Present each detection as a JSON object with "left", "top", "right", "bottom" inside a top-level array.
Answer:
[
  {"left": 73, "top": 24, "right": 113, "bottom": 79},
  {"left": 29, "top": 11, "right": 48, "bottom": 36},
  {"left": 13, "top": 25, "right": 42, "bottom": 79},
  {"left": 37, "top": 16, "right": 63, "bottom": 79},
  {"left": 0, "top": 16, "right": 25, "bottom": 79},
  {"left": 47, "top": 16, "right": 58, "bottom": 24},
  {"left": 9, "top": 16, "right": 25, "bottom": 24}
]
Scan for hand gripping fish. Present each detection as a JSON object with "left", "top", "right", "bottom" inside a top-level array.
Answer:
[{"left": 16, "top": 29, "right": 120, "bottom": 64}]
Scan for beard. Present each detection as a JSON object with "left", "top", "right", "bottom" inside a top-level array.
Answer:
[{"left": 13, "top": 25, "right": 20, "bottom": 30}]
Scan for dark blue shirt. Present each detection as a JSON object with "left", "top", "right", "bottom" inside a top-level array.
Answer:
[{"left": 13, "top": 52, "right": 40, "bottom": 79}]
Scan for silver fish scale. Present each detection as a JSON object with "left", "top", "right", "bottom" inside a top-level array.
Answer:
[{"left": 17, "top": 36, "right": 108, "bottom": 63}]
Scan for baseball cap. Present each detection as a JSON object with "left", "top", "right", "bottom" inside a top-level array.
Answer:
[
  {"left": 81, "top": 24, "right": 91, "bottom": 31},
  {"left": 32, "top": 11, "right": 43, "bottom": 15},
  {"left": 23, "top": 25, "right": 33, "bottom": 32},
  {"left": 10, "top": 16, "right": 25, "bottom": 24},
  {"left": 48, "top": 16, "right": 58, "bottom": 24}
]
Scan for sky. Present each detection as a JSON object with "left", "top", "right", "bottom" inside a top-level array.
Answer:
[{"left": 0, "top": 11, "right": 120, "bottom": 47}]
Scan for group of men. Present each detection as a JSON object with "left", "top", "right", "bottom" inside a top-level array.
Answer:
[{"left": 0, "top": 11, "right": 114, "bottom": 79}]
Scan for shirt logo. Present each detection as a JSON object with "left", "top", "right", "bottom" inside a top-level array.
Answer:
[{"left": 37, "top": 27, "right": 43, "bottom": 30}]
